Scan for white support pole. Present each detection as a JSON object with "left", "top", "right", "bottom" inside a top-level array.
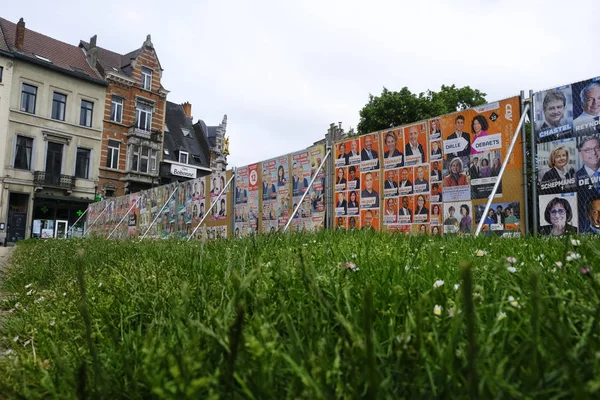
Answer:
[
  {"left": 107, "top": 198, "right": 140, "bottom": 239},
  {"left": 475, "top": 103, "right": 530, "bottom": 236},
  {"left": 139, "top": 186, "right": 179, "bottom": 241},
  {"left": 283, "top": 149, "right": 331, "bottom": 232},
  {"left": 67, "top": 207, "right": 89, "bottom": 238},
  {"left": 83, "top": 200, "right": 114, "bottom": 236},
  {"left": 187, "top": 169, "right": 236, "bottom": 242}
]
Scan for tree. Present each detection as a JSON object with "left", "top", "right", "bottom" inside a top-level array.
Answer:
[{"left": 356, "top": 85, "right": 487, "bottom": 135}]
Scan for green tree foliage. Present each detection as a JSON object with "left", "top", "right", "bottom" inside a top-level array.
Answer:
[{"left": 357, "top": 85, "right": 487, "bottom": 134}]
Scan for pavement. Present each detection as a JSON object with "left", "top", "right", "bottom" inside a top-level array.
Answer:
[{"left": 0, "top": 246, "right": 15, "bottom": 359}]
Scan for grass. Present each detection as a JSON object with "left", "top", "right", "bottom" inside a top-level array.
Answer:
[{"left": 0, "top": 232, "right": 599, "bottom": 399}]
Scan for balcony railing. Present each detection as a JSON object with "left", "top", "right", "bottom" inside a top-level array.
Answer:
[
  {"left": 128, "top": 126, "right": 162, "bottom": 142},
  {"left": 33, "top": 171, "right": 76, "bottom": 191}
]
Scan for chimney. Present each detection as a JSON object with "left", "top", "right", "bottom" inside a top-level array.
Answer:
[
  {"left": 182, "top": 102, "right": 192, "bottom": 119},
  {"left": 15, "top": 18, "right": 25, "bottom": 50},
  {"left": 87, "top": 34, "right": 98, "bottom": 68}
]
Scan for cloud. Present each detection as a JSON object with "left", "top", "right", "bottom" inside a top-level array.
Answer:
[{"left": 3, "top": 0, "right": 600, "bottom": 167}]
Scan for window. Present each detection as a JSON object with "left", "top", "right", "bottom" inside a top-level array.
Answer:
[
  {"left": 129, "top": 145, "right": 154, "bottom": 174},
  {"left": 80, "top": 100, "right": 93, "bottom": 127},
  {"left": 14, "top": 136, "right": 33, "bottom": 170},
  {"left": 110, "top": 96, "right": 123, "bottom": 123},
  {"left": 130, "top": 145, "right": 139, "bottom": 171},
  {"left": 107, "top": 140, "right": 120, "bottom": 169},
  {"left": 135, "top": 101, "right": 152, "bottom": 131},
  {"left": 150, "top": 149, "right": 157, "bottom": 171},
  {"left": 0, "top": 66, "right": 3, "bottom": 82},
  {"left": 45, "top": 142, "right": 63, "bottom": 177},
  {"left": 51, "top": 92, "right": 67, "bottom": 121},
  {"left": 20, "top": 83, "right": 37, "bottom": 114},
  {"left": 141, "top": 67, "right": 152, "bottom": 90},
  {"left": 75, "top": 148, "right": 91, "bottom": 179},
  {"left": 179, "top": 151, "right": 188, "bottom": 164},
  {"left": 34, "top": 54, "right": 51, "bottom": 63}
]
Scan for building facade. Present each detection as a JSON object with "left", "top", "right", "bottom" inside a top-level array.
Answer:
[
  {"left": 194, "top": 114, "right": 229, "bottom": 172},
  {"left": 159, "top": 101, "right": 212, "bottom": 184},
  {"left": 80, "top": 34, "right": 168, "bottom": 197},
  {"left": 0, "top": 17, "right": 107, "bottom": 242}
]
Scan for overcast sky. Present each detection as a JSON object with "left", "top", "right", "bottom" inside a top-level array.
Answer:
[{"left": 3, "top": 0, "right": 599, "bottom": 167}]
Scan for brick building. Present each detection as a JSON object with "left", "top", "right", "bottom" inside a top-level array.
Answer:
[{"left": 80, "top": 34, "right": 168, "bottom": 197}]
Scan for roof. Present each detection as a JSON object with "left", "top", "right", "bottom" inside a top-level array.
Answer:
[
  {"left": 0, "top": 17, "right": 104, "bottom": 83},
  {"left": 164, "top": 101, "right": 211, "bottom": 168},
  {"left": 79, "top": 40, "right": 143, "bottom": 79},
  {"left": 196, "top": 120, "right": 218, "bottom": 147}
]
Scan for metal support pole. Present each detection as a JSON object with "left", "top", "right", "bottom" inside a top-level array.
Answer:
[
  {"left": 529, "top": 89, "right": 538, "bottom": 236},
  {"left": 139, "top": 186, "right": 179, "bottom": 241},
  {"left": 475, "top": 103, "right": 530, "bottom": 236},
  {"left": 67, "top": 207, "right": 89, "bottom": 238},
  {"left": 325, "top": 131, "right": 334, "bottom": 229},
  {"left": 107, "top": 198, "right": 139, "bottom": 239},
  {"left": 283, "top": 149, "right": 331, "bottom": 232},
  {"left": 84, "top": 200, "right": 113, "bottom": 236},
  {"left": 187, "top": 169, "right": 236, "bottom": 242},
  {"left": 520, "top": 91, "right": 530, "bottom": 235},
  {"left": 230, "top": 174, "right": 236, "bottom": 237}
]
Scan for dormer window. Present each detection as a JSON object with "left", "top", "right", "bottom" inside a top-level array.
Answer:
[
  {"left": 141, "top": 67, "right": 152, "bottom": 91},
  {"left": 179, "top": 151, "right": 188, "bottom": 164}
]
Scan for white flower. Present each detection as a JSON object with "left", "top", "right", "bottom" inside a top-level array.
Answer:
[
  {"left": 14, "top": 302, "right": 21, "bottom": 309},
  {"left": 35, "top": 296, "right": 45, "bottom": 303},
  {"left": 453, "top": 283, "right": 460, "bottom": 291},
  {"left": 506, "top": 257, "right": 517, "bottom": 264},
  {"left": 404, "top": 265, "right": 411, "bottom": 271},
  {"left": 433, "top": 280, "right": 445, "bottom": 289},
  {"left": 476, "top": 249, "right": 488, "bottom": 257},
  {"left": 13, "top": 336, "right": 19, "bottom": 342},
  {"left": 497, "top": 311, "right": 507, "bottom": 321},
  {"left": 508, "top": 296, "right": 520, "bottom": 308},
  {"left": 566, "top": 251, "right": 581, "bottom": 262},
  {"left": 555, "top": 261, "right": 563, "bottom": 268},
  {"left": 49, "top": 319, "right": 55, "bottom": 327},
  {"left": 23, "top": 339, "right": 31, "bottom": 347},
  {"left": 447, "top": 307, "right": 456, "bottom": 318},
  {"left": 351, "top": 253, "right": 357, "bottom": 259},
  {"left": 62, "top": 311, "right": 67, "bottom": 315},
  {"left": 507, "top": 266, "right": 517, "bottom": 273},
  {"left": 551, "top": 267, "right": 557, "bottom": 273},
  {"left": 3, "top": 349, "right": 13, "bottom": 356},
  {"left": 433, "top": 305, "right": 443, "bottom": 316},
  {"left": 571, "top": 239, "right": 581, "bottom": 247},
  {"left": 98, "top": 282, "right": 103, "bottom": 288},
  {"left": 26, "top": 289, "right": 35, "bottom": 296},
  {"left": 25, "top": 283, "right": 32, "bottom": 289}
]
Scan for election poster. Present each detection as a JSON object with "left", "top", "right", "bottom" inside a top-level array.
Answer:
[
  {"left": 534, "top": 75, "right": 600, "bottom": 235},
  {"left": 205, "top": 170, "right": 232, "bottom": 238},
  {"left": 474, "top": 201, "right": 521, "bottom": 237},
  {"left": 234, "top": 166, "right": 250, "bottom": 237}
]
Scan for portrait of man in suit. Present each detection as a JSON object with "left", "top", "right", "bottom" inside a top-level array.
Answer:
[
  {"left": 446, "top": 115, "right": 471, "bottom": 158},
  {"left": 405, "top": 125, "right": 425, "bottom": 164}
]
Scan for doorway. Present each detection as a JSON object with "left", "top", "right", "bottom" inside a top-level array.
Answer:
[
  {"left": 54, "top": 220, "right": 68, "bottom": 239},
  {"left": 7, "top": 192, "right": 29, "bottom": 242}
]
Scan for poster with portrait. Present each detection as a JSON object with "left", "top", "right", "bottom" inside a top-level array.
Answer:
[
  {"left": 234, "top": 166, "right": 250, "bottom": 237},
  {"left": 127, "top": 193, "right": 139, "bottom": 238},
  {"left": 404, "top": 122, "right": 428, "bottom": 166},
  {"left": 381, "top": 129, "right": 404, "bottom": 169},
  {"left": 360, "top": 209, "right": 379, "bottom": 231},
  {"left": 383, "top": 169, "right": 399, "bottom": 198},
  {"left": 533, "top": 84, "right": 574, "bottom": 142},
  {"left": 429, "top": 118, "right": 442, "bottom": 141},
  {"left": 429, "top": 202, "right": 443, "bottom": 225},
  {"left": 308, "top": 144, "right": 327, "bottom": 230},
  {"left": 360, "top": 133, "right": 380, "bottom": 171},
  {"left": 575, "top": 135, "right": 600, "bottom": 233},
  {"left": 210, "top": 171, "right": 227, "bottom": 221},
  {"left": 335, "top": 141, "right": 348, "bottom": 167},
  {"left": 538, "top": 193, "right": 578, "bottom": 236},
  {"left": 275, "top": 155, "right": 291, "bottom": 228},
  {"left": 474, "top": 201, "right": 521, "bottom": 237},
  {"left": 536, "top": 137, "right": 577, "bottom": 195},
  {"left": 396, "top": 195, "right": 414, "bottom": 225},
  {"left": 360, "top": 170, "right": 380, "bottom": 210},
  {"left": 443, "top": 201, "right": 473, "bottom": 235},
  {"left": 382, "top": 197, "right": 398, "bottom": 224},
  {"left": 572, "top": 76, "right": 600, "bottom": 136},
  {"left": 413, "top": 194, "right": 430, "bottom": 224}
]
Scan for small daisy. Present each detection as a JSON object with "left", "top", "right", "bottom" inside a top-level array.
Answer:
[
  {"left": 345, "top": 262, "right": 359, "bottom": 272},
  {"left": 13, "top": 336, "right": 19, "bottom": 343},
  {"left": 351, "top": 253, "right": 357, "bottom": 259},
  {"left": 98, "top": 282, "right": 103, "bottom": 288},
  {"left": 497, "top": 311, "right": 507, "bottom": 321},
  {"left": 26, "top": 289, "right": 35, "bottom": 296},
  {"left": 506, "top": 257, "right": 517, "bottom": 264},
  {"left": 555, "top": 261, "right": 563, "bottom": 268},
  {"left": 433, "top": 305, "right": 443, "bottom": 316},
  {"left": 571, "top": 239, "right": 581, "bottom": 247},
  {"left": 433, "top": 280, "right": 445, "bottom": 289},
  {"left": 25, "top": 283, "right": 32, "bottom": 289},
  {"left": 508, "top": 296, "right": 519, "bottom": 308},
  {"left": 507, "top": 266, "right": 517, "bottom": 273},
  {"left": 453, "top": 283, "right": 460, "bottom": 291},
  {"left": 476, "top": 249, "right": 488, "bottom": 257}
]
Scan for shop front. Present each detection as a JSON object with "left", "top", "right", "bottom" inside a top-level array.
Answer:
[{"left": 32, "top": 195, "right": 94, "bottom": 239}]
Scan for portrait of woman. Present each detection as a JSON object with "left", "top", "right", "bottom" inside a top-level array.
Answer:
[
  {"left": 337, "top": 142, "right": 347, "bottom": 162},
  {"left": 336, "top": 192, "right": 347, "bottom": 214},
  {"left": 483, "top": 209, "right": 495, "bottom": 225},
  {"left": 541, "top": 197, "right": 577, "bottom": 236},
  {"left": 431, "top": 225, "right": 441, "bottom": 235},
  {"left": 505, "top": 207, "right": 519, "bottom": 224},
  {"left": 385, "top": 198, "right": 395, "bottom": 216},
  {"left": 459, "top": 204, "right": 472, "bottom": 233},
  {"left": 336, "top": 168, "right": 347, "bottom": 185},
  {"left": 443, "top": 157, "right": 469, "bottom": 187},
  {"left": 431, "top": 203, "right": 441, "bottom": 222},
  {"left": 415, "top": 195, "right": 429, "bottom": 215},
  {"left": 220, "top": 176, "right": 226, "bottom": 193},
  {"left": 430, "top": 119, "right": 441, "bottom": 138},
  {"left": 384, "top": 131, "right": 403, "bottom": 159},
  {"left": 491, "top": 158, "right": 501, "bottom": 177},
  {"left": 479, "top": 158, "right": 492, "bottom": 178},
  {"left": 540, "top": 146, "right": 575, "bottom": 192},
  {"left": 277, "top": 165, "right": 287, "bottom": 186},
  {"left": 471, "top": 115, "right": 489, "bottom": 154},
  {"left": 348, "top": 191, "right": 359, "bottom": 208}
]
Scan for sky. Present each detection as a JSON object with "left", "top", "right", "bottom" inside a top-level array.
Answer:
[{"left": 2, "top": 0, "right": 599, "bottom": 168}]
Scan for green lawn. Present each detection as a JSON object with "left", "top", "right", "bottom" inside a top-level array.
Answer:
[{"left": 1, "top": 233, "right": 599, "bottom": 399}]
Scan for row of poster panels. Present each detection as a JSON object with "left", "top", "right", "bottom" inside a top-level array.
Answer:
[
  {"left": 233, "top": 144, "right": 327, "bottom": 238},
  {"left": 333, "top": 96, "right": 525, "bottom": 236},
  {"left": 86, "top": 144, "right": 327, "bottom": 240},
  {"left": 86, "top": 171, "right": 232, "bottom": 240},
  {"left": 533, "top": 75, "right": 600, "bottom": 236}
]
